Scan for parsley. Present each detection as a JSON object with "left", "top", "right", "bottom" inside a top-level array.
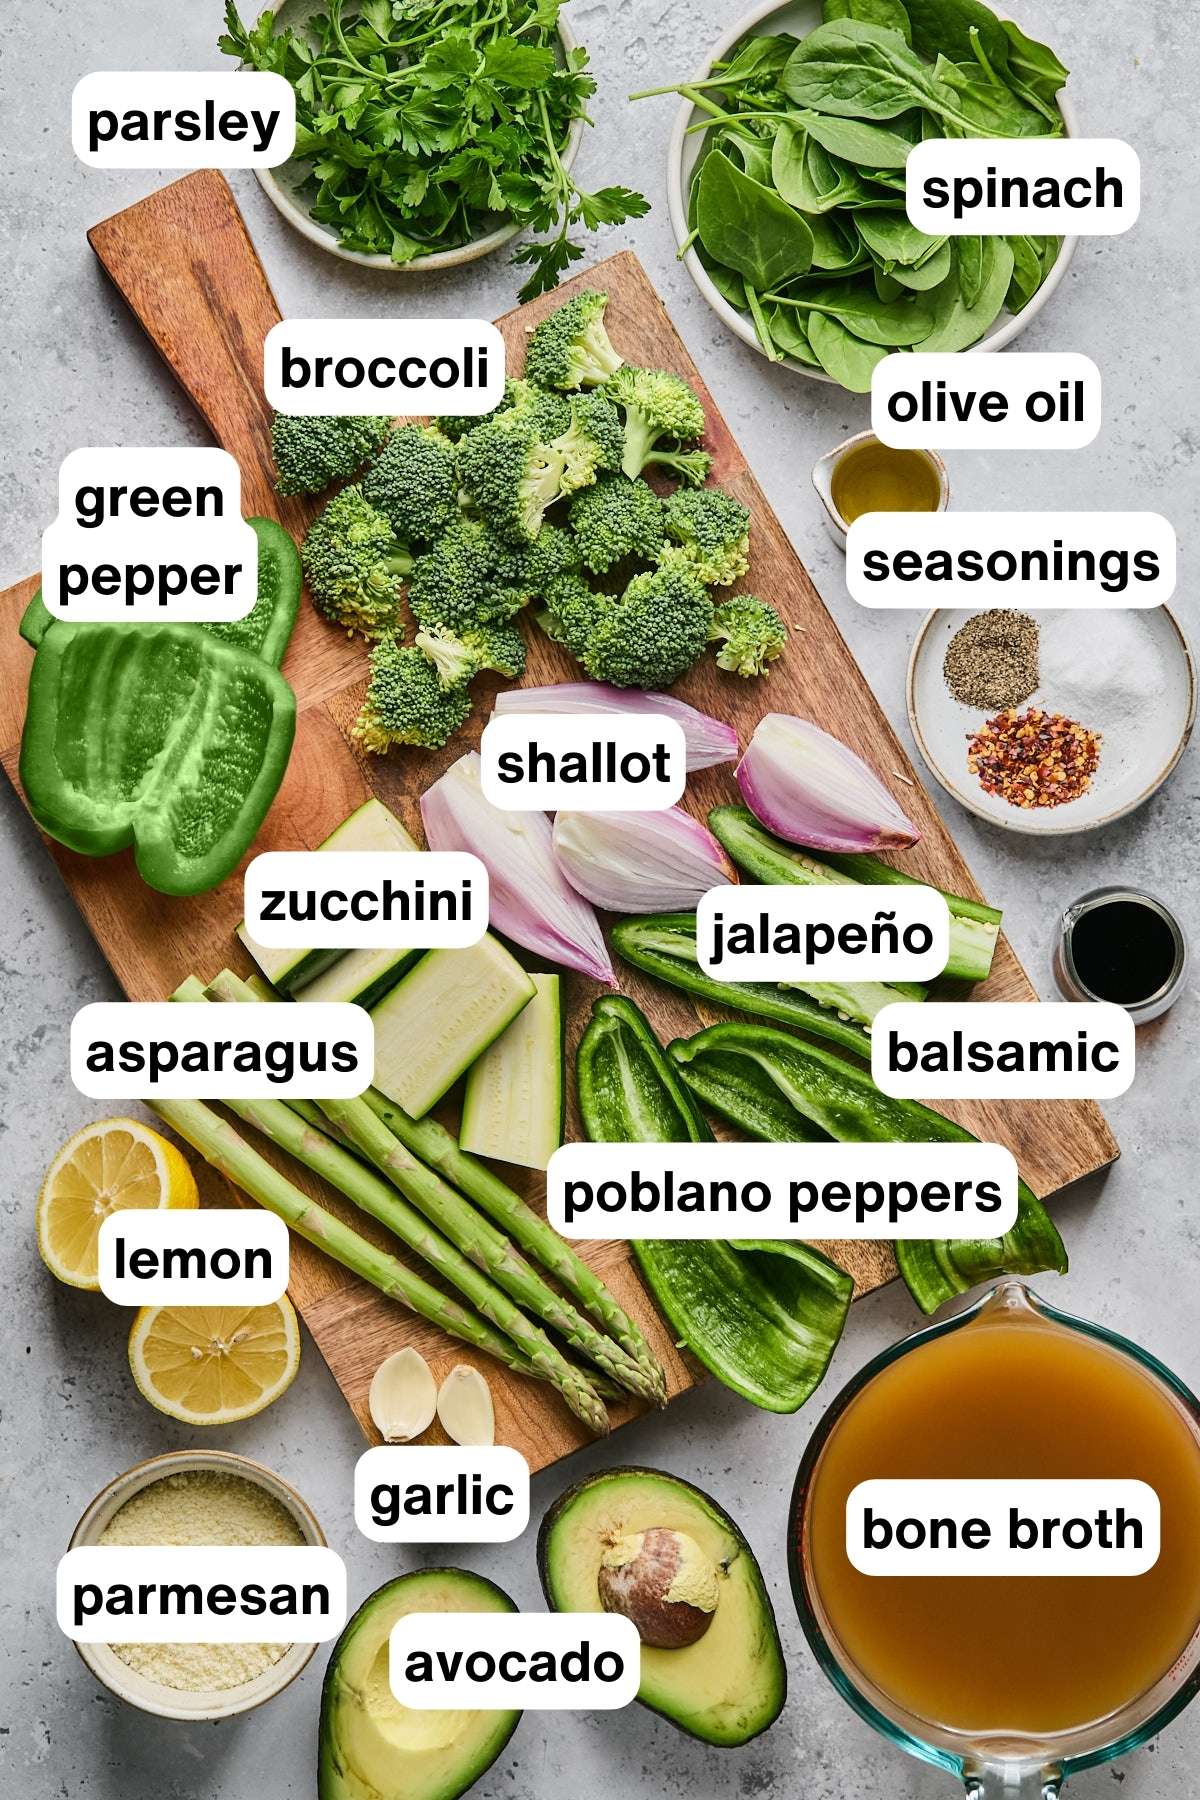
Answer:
[{"left": 219, "top": 0, "right": 649, "bottom": 300}]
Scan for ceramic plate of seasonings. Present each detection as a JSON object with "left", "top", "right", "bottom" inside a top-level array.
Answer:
[{"left": 906, "top": 605, "right": 1196, "bottom": 835}]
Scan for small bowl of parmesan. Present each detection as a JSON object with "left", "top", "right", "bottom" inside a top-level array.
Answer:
[{"left": 68, "top": 1449, "right": 325, "bottom": 1720}]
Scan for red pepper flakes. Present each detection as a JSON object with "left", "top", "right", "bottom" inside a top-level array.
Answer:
[{"left": 966, "top": 707, "right": 1102, "bottom": 809}]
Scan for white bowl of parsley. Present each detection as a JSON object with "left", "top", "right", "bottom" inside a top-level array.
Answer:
[{"left": 226, "top": 0, "right": 626, "bottom": 298}]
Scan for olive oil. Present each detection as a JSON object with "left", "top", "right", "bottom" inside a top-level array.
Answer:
[
  {"left": 830, "top": 439, "right": 943, "bottom": 523},
  {"left": 801, "top": 1301, "right": 1200, "bottom": 1737}
]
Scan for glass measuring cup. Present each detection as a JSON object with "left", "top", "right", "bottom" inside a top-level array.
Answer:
[{"left": 788, "top": 1283, "right": 1200, "bottom": 1798}]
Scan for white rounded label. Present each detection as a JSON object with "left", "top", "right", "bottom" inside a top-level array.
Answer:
[
  {"left": 244, "top": 851, "right": 488, "bottom": 950},
  {"left": 847, "top": 512, "right": 1175, "bottom": 609},
  {"left": 847, "top": 1480, "right": 1159, "bottom": 1577},
  {"left": 480, "top": 714, "right": 687, "bottom": 810},
  {"left": 41, "top": 448, "right": 258, "bottom": 625},
  {"left": 70, "top": 1001, "right": 373, "bottom": 1100},
  {"left": 98, "top": 1209, "right": 289, "bottom": 1305},
  {"left": 871, "top": 1001, "right": 1135, "bottom": 1100},
  {"left": 547, "top": 1142, "right": 1017, "bottom": 1239},
  {"left": 355, "top": 1447, "right": 530, "bottom": 1544},
  {"left": 905, "top": 138, "right": 1140, "bottom": 235},
  {"left": 696, "top": 884, "right": 950, "bottom": 984},
  {"left": 58, "top": 1546, "right": 347, "bottom": 1642},
  {"left": 872, "top": 353, "right": 1101, "bottom": 451},
  {"left": 389, "top": 1612, "right": 641, "bottom": 1710}
]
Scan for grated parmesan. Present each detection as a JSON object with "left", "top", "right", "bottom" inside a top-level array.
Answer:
[{"left": 99, "top": 1469, "right": 304, "bottom": 1691}]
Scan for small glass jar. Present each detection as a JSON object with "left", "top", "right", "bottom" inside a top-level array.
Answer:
[{"left": 1053, "top": 885, "right": 1188, "bottom": 1023}]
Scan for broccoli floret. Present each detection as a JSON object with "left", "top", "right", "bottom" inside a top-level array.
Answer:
[
  {"left": 436, "top": 381, "right": 522, "bottom": 443},
  {"left": 649, "top": 447, "right": 714, "bottom": 488},
  {"left": 407, "top": 517, "right": 528, "bottom": 634},
  {"left": 552, "top": 391, "right": 626, "bottom": 497},
  {"left": 456, "top": 412, "right": 567, "bottom": 544},
  {"left": 362, "top": 424, "right": 459, "bottom": 542},
  {"left": 709, "top": 594, "right": 787, "bottom": 678},
  {"left": 416, "top": 621, "right": 527, "bottom": 686},
  {"left": 520, "top": 522, "right": 583, "bottom": 597},
  {"left": 271, "top": 414, "right": 390, "bottom": 497},
  {"left": 524, "top": 291, "right": 624, "bottom": 390},
  {"left": 436, "top": 379, "right": 570, "bottom": 446},
  {"left": 302, "top": 485, "right": 412, "bottom": 637},
  {"left": 568, "top": 475, "right": 666, "bottom": 574},
  {"left": 606, "top": 366, "right": 707, "bottom": 481},
  {"left": 538, "top": 572, "right": 610, "bottom": 661},
  {"left": 659, "top": 487, "right": 751, "bottom": 588},
  {"left": 503, "top": 379, "right": 573, "bottom": 438},
  {"left": 583, "top": 564, "right": 712, "bottom": 689},
  {"left": 353, "top": 636, "right": 473, "bottom": 753}
]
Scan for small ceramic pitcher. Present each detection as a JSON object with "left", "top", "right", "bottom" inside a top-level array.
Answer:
[{"left": 812, "top": 430, "right": 949, "bottom": 550}]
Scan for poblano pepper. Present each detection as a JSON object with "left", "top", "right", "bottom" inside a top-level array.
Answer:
[
  {"left": 576, "top": 994, "right": 853, "bottom": 1412},
  {"left": 668, "top": 1021, "right": 1067, "bottom": 1314},
  {"left": 20, "top": 619, "right": 296, "bottom": 896},
  {"left": 577, "top": 993, "right": 711, "bottom": 1144}
]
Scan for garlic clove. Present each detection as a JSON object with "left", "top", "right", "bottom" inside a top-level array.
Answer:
[
  {"left": 436, "top": 1365, "right": 495, "bottom": 1446},
  {"left": 369, "top": 1346, "right": 437, "bottom": 1442}
]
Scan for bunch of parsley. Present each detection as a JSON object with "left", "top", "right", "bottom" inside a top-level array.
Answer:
[{"left": 220, "top": 0, "right": 648, "bottom": 299}]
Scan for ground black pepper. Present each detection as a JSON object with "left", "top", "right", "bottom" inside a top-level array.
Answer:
[{"left": 943, "top": 610, "right": 1040, "bottom": 709}]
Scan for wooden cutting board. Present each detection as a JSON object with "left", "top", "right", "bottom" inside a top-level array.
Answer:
[{"left": 0, "top": 172, "right": 1118, "bottom": 1473}]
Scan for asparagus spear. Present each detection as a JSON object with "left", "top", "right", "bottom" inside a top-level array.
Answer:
[
  {"left": 362, "top": 1092, "right": 666, "bottom": 1401},
  {"left": 144, "top": 1097, "right": 541, "bottom": 1380},
  {"left": 223, "top": 973, "right": 666, "bottom": 1401},
  {"left": 172, "top": 980, "right": 610, "bottom": 1434},
  {"left": 205, "top": 967, "right": 651, "bottom": 1406}
]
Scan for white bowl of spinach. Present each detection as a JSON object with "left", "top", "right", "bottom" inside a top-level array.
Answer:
[{"left": 655, "top": 0, "right": 1077, "bottom": 390}]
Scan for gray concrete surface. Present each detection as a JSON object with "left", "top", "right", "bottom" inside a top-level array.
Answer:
[{"left": 1, "top": 1, "right": 1196, "bottom": 1796}]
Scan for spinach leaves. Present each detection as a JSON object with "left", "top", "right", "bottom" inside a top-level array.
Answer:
[
  {"left": 696, "top": 151, "right": 815, "bottom": 292},
  {"left": 643, "top": 0, "right": 1067, "bottom": 389}
]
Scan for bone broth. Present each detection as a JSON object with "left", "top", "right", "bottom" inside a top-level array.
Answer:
[{"left": 800, "top": 1300, "right": 1200, "bottom": 1738}]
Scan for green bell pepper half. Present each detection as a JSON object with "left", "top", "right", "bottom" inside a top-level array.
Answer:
[
  {"left": 20, "top": 619, "right": 296, "bottom": 896},
  {"left": 668, "top": 1021, "right": 1067, "bottom": 1314},
  {"left": 19, "top": 516, "right": 302, "bottom": 666}
]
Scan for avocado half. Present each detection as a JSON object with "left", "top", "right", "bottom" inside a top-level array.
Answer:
[
  {"left": 537, "top": 1466, "right": 786, "bottom": 1747},
  {"left": 318, "top": 1569, "right": 522, "bottom": 1800}
]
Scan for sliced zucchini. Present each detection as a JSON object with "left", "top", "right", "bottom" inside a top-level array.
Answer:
[
  {"left": 235, "top": 924, "right": 340, "bottom": 995},
  {"left": 460, "top": 974, "right": 563, "bottom": 1171},
  {"left": 237, "top": 797, "right": 420, "bottom": 993},
  {"left": 371, "top": 938, "right": 535, "bottom": 1119},
  {"left": 298, "top": 945, "right": 422, "bottom": 1010}
]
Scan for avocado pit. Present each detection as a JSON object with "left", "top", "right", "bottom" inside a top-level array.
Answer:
[{"left": 597, "top": 1526, "right": 720, "bottom": 1648}]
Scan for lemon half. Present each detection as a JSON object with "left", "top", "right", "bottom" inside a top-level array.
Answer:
[
  {"left": 128, "top": 1298, "right": 301, "bottom": 1425},
  {"left": 36, "top": 1118, "right": 198, "bottom": 1290}
]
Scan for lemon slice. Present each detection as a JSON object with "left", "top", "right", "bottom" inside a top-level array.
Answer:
[
  {"left": 36, "top": 1118, "right": 198, "bottom": 1290},
  {"left": 128, "top": 1299, "right": 301, "bottom": 1425}
]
